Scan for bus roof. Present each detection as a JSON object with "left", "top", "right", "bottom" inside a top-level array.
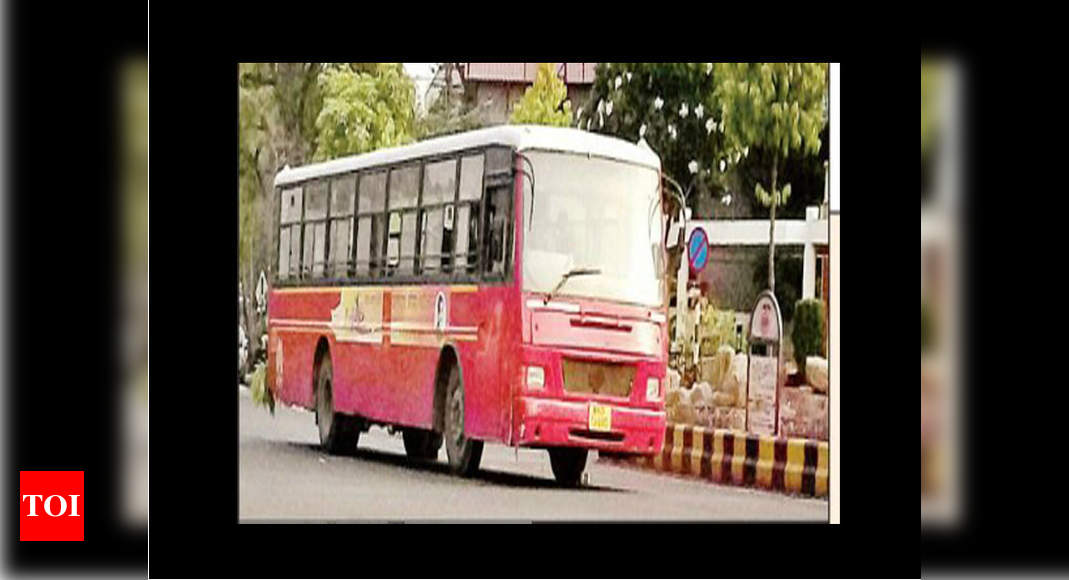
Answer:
[{"left": 273, "top": 125, "right": 661, "bottom": 188}]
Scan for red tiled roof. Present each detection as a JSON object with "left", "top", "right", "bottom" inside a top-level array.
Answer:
[{"left": 460, "top": 62, "right": 597, "bottom": 84}]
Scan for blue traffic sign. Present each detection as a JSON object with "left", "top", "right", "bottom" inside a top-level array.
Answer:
[{"left": 688, "top": 227, "right": 709, "bottom": 272}]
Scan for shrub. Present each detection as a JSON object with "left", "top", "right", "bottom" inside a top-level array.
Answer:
[
  {"left": 699, "top": 304, "right": 737, "bottom": 356},
  {"left": 249, "top": 363, "right": 274, "bottom": 414},
  {"left": 792, "top": 298, "right": 826, "bottom": 371}
]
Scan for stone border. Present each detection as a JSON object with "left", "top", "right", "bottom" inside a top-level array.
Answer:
[{"left": 598, "top": 423, "right": 828, "bottom": 498}]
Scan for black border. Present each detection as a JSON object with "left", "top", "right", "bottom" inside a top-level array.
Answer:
[
  {"left": 145, "top": 59, "right": 916, "bottom": 580},
  {"left": 4, "top": 0, "right": 147, "bottom": 574}
]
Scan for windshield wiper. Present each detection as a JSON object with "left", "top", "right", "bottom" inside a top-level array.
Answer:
[{"left": 545, "top": 267, "right": 602, "bottom": 304}]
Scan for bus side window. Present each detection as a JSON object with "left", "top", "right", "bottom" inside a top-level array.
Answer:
[
  {"left": 484, "top": 183, "right": 511, "bottom": 276},
  {"left": 328, "top": 174, "right": 356, "bottom": 278},
  {"left": 387, "top": 164, "right": 420, "bottom": 276},
  {"left": 457, "top": 154, "right": 484, "bottom": 274},
  {"left": 356, "top": 170, "right": 387, "bottom": 277},
  {"left": 278, "top": 186, "right": 303, "bottom": 281},
  {"left": 420, "top": 158, "right": 456, "bottom": 275},
  {"left": 302, "top": 180, "right": 329, "bottom": 279}
]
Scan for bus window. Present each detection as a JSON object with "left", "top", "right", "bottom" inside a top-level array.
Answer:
[
  {"left": 484, "top": 183, "right": 511, "bottom": 276},
  {"left": 457, "top": 154, "right": 484, "bottom": 273},
  {"left": 357, "top": 171, "right": 387, "bottom": 277},
  {"left": 421, "top": 207, "right": 446, "bottom": 273},
  {"left": 420, "top": 158, "right": 457, "bottom": 274},
  {"left": 278, "top": 186, "right": 303, "bottom": 280},
  {"left": 303, "top": 180, "right": 329, "bottom": 278},
  {"left": 388, "top": 165, "right": 420, "bottom": 275},
  {"left": 455, "top": 204, "right": 476, "bottom": 273},
  {"left": 329, "top": 174, "right": 355, "bottom": 278}
]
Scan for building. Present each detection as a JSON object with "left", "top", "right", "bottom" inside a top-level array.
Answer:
[{"left": 454, "top": 62, "right": 598, "bottom": 125}]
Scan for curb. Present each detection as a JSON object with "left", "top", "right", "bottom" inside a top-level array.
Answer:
[{"left": 598, "top": 423, "right": 828, "bottom": 498}]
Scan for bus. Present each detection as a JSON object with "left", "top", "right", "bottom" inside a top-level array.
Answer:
[{"left": 267, "top": 125, "right": 668, "bottom": 486}]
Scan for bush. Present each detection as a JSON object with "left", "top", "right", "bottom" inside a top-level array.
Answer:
[
  {"left": 792, "top": 298, "right": 825, "bottom": 371},
  {"left": 699, "top": 304, "right": 736, "bottom": 355},
  {"left": 249, "top": 363, "right": 274, "bottom": 414}
]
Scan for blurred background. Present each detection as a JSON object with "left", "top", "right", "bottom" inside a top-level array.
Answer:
[
  {"left": 1, "top": 0, "right": 147, "bottom": 572},
  {"left": 921, "top": 56, "right": 963, "bottom": 528},
  {"left": 120, "top": 56, "right": 148, "bottom": 533}
]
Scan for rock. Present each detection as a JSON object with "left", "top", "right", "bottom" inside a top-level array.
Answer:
[
  {"left": 690, "top": 382, "right": 713, "bottom": 407},
  {"left": 711, "top": 406, "right": 746, "bottom": 430},
  {"left": 711, "top": 391, "right": 735, "bottom": 407},
  {"left": 730, "top": 354, "right": 748, "bottom": 407},
  {"left": 688, "top": 382, "right": 714, "bottom": 428},
  {"left": 699, "top": 345, "right": 735, "bottom": 390},
  {"left": 666, "top": 386, "right": 695, "bottom": 424},
  {"left": 778, "top": 386, "right": 828, "bottom": 440},
  {"left": 806, "top": 356, "right": 828, "bottom": 393},
  {"left": 676, "top": 401, "right": 696, "bottom": 425}
]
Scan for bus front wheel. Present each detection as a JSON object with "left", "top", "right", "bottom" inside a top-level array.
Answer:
[
  {"left": 315, "top": 355, "right": 359, "bottom": 455},
  {"left": 549, "top": 448, "right": 588, "bottom": 487},
  {"left": 443, "top": 365, "right": 482, "bottom": 476}
]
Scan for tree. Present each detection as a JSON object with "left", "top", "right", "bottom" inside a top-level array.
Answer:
[
  {"left": 312, "top": 63, "right": 416, "bottom": 160},
  {"left": 583, "top": 63, "right": 735, "bottom": 214},
  {"left": 509, "top": 63, "right": 572, "bottom": 126},
  {"left": 238, "top": 63, "right": 416, "bottom": 377},
  {"left": 239, "top": 63, "right": 324, "bottom": 375},
  {"left": 415, "top": 64, "right": 486, "bottom": 139},
  {"left": 715, "top": 63, "right": 827, "bottom": 292}
]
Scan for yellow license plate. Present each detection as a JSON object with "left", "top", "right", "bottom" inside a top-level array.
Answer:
[{"left": 588, "top": 403, "right": 612, "bottom": 432}]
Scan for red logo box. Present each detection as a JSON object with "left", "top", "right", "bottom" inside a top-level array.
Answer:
[{"left": 19, "top": 471, "right": 84, "bottom": 541}]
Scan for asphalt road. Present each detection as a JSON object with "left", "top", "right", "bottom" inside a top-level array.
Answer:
[{"left": 238, "top": 387, "right": 827, "bottom": 521}]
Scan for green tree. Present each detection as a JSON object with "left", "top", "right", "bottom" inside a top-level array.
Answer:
[
  {"left": 584, "top": 63, "right": 735, "bottom": 213},
  {"left": 509, "top": 63, "right": 572, "bottom": 126},
  {"left": 238, "top": 63, "right": 420, "bottom": 376},
  {"left": 415, "top": 64, "right": 485, "bottom": 139},
  {"left": 313, "top": 63, "right": 416, "bottom": 160},
  {"left": 715, "top": 63, "right": 827, "bottom": 292},
  {"left": 239, "top": 63, "right": 325, "bottom": 374}
]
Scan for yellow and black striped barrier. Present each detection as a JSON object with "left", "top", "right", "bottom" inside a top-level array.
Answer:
[{"left": 599, "top": 423, "right": 828, "bottom": 498}]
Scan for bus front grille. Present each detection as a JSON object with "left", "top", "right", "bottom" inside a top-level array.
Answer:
[{"left": 561, "top": 359, "right": 634, "bottom": 398}]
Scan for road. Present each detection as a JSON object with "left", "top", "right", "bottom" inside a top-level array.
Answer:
[{"left": 238, "top": 387, "right": 827, "bottom": 521}]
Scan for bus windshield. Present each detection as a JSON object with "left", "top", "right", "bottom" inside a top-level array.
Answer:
[{"left": 522, "top": 151, "right": 665, "bottom": 308}]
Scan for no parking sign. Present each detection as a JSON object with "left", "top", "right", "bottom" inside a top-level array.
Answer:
[{"left": 687, "top": 227, "right": 709, "bottom": 273}]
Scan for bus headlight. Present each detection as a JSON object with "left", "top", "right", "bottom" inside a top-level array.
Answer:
[
  {"left": 646, "top": 377, "right": 661, "bottom": 401},
  {"left": 526, "top": 366, "right": 545, "bottom": 390}
]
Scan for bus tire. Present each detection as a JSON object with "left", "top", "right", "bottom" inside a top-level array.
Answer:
[
  {"left": 549, "top": 448, "right": 588, "bottom": 487},
  {"left": 403, "top": 428, "right": 442, "bottom": 461},
  {"left": 315, "top": 354, "right": 359, "bottom": 455},
  {"left": 443, "top": 364, "right": 482, "bottom": 476}
]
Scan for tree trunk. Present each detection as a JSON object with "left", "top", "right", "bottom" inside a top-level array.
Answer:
[
  {"left": 768, "top": 155, "right": 778, "bottom": 292},
  {"left": 444, "top": 63, "right": 452, "bottom": 110}
]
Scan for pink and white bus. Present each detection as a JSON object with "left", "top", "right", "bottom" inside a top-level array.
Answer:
[{"left": 267, "top": 125, "right": 667, "bottom": 485}]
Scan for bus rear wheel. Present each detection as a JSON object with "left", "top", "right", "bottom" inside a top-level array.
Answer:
[
  {"left": 549, "top": 448, "right": 588, "bottom": 487},
  {"left": 403, "top": 428, "right": 442, "bottom": 461},
  {"left": 443, "top": 365, "right": 482, "bottom": 476},
  {"left": 315, "top": 355, "right": 359, "bottom": 455}
]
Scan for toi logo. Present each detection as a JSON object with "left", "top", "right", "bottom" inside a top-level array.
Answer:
[{"left": 19, "top": 471, "right": 84, "bottom": 541}]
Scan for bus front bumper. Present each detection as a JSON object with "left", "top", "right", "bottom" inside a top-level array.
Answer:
[{"left": 513, "top": 396, "right": 665, "bottom": 455}]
